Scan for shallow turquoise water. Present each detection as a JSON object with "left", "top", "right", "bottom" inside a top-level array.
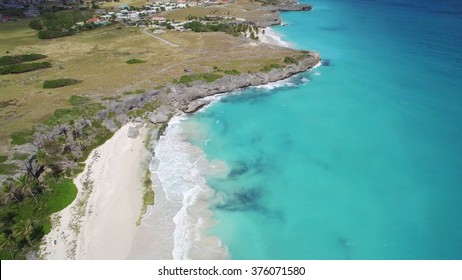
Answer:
[{"left": 180, "top": 0, "right": 462, "bottom": 259}]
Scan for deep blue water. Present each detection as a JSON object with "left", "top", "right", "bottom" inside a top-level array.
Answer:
[{"left": 174, "top": 0, "right": 462, "bottom": 259}]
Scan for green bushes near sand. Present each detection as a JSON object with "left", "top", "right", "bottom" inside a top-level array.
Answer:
[
  {"left": 0, "top": 176, "right": 77, "bottom": 259},
  {"left": 42, "top": 179, "right": 78, "bottom": 214},
  {"left": 1, "top": 94, "right": 112, "bottom": 258},
  {"left": 0, "top": 61, "right": 51, "bottom": 75},
  {"left": 0, "top": 53, "right": 47, "bottom": 66},
  {"left": 137, "top": 169, "right": 155, "bottom": 225},
  {"left": 43, "top": 78, "right": 82, "bottom": 89}
]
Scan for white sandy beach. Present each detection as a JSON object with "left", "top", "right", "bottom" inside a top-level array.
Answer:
[
  {"left": 259, "top": 26, "right": 293, "bottom": 48},
  {"left": 40, "top": 123, "right": 149, "bottom": 259},
  {"left": 39, "top": 29, "right": 292, "bottom": 260}
]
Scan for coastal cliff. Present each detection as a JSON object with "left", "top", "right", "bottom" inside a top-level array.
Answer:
[
  {"left": 164, "top": 52, "right": 320, "bottom": 113},
  {"left": 12, "top": 51, "right": 320, "bottom": 185},
  {"left": 0, "top": 0, "right": 319, "bottom": 259}
]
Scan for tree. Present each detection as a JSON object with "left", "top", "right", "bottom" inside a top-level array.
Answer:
[
  {"left": 29, "top": 19, "right": 43, "bottom": 30},
  {"left": 0, "top": 233, "right": 15, "bottom": 258},
  {"left": 16, "top": 175, "right": 39, "bottom": 205},
  {"left": 11, "top": 219, "right": 35, "bottom": 245},
  {"left": 1, "top": 181, "right": 22, "bottom": 204}
]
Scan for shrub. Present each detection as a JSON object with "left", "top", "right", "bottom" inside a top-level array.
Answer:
[
  {"left": 183, "top": 73, "right": 222, "bottom": 85},
  {"left": 69, "top": 95, "right": 90, "bottom": 105},
  {"left": 37, "top": 29, "right": 74, "bottom": 39},
  {"left": 0, "top": 54, "right": 47, "bottom": 66},
  {"left": 224, "top": 69, "right": 240, "bottom": 75},
  {"left": 10, "top": 129, "right": 35, "bottom": 145},
  {"left": 0, "top": 155, "right": 7, "bottom": 163},
  {"left": 261, "top": 63, "right": 283, "bottom": 73},
  {"left": 126, "top": 59, "right": 146, "bottom": 64},
  {"left": 43, "top": 78, "right": 82, "bottom": 89},
  {"left": 284, "top": 56, "right": 298, "bottom": 64},
  {"left": 40, "top": 179, "right": 78, "bottom": 214},
  {"left": 29, "top": 19, "right": 43, "bottom": 30},
  {"left": 0, "top": 62, "right": 51, "bottom": 75}
]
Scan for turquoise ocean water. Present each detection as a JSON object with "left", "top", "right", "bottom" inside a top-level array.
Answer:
[{"left": 152, "top": 0, "right": 462, "bottom": 259}]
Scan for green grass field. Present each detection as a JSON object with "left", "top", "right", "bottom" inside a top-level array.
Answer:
[
  {"left": 0, "top": 1, "right": 304, "bottom": 153},
  {"left": 164, "top": 0, "right": 269, "bottom": 22}
]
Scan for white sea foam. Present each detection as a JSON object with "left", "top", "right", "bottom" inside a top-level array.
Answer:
[
  {"left": 132, "top": 58, "right": 321, "bottom": 259},
  {"left": 254, "top": 78, "right": 296, "bottom": 90},
  {"left": 254, "top": 73, "right": 312, "bottom": 91},
  {"left": 153, "top": 116, "right": 229, "bottom": 259}
]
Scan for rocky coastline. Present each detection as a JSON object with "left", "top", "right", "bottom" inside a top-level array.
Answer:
[
  {"left": 5, "top": 51, "right": 319, "bottom": 184},
  {"left": 1, "top": 0, "right": 321, "bottom": 184},
  {"left": 0, "top": 1, "right": 320, "bottom": 259}
]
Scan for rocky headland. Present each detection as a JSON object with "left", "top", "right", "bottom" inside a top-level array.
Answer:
[
  {"left": 8, "top": 51, "right": 320, "bottom": 185},
  {"left": 0, "top": 0, "right": 320, "bottom": 259}
]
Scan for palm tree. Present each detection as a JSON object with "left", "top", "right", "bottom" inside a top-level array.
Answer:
[
  {"left": 16, "top": 175, "right": 39, "bottom": 205},
  {"left": 35, "top": 150, "right": 49, "bottom": 167},
  {"left": 1, "top": 181, "right": 22, "bottom": 204},
  {"left": 11, "top": 219, "right": 35, "bottom": 246},
  {"left": 0, "top": 233, "right": 15, "bottom": 258}
]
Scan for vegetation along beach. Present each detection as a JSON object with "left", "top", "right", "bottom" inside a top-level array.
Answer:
[
  {"left": 0, "top": 0, "right": 319, "bottom": 259},
  {"left": 2, "top": 0, "right": 461, "bottom": 260}
]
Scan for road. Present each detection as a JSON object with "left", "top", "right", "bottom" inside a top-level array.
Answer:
[{"left": 143, "top": 28, "right": 179, "bottom": 47}]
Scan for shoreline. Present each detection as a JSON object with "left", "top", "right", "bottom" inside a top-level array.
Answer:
[
  {"left": 259, "top": 26, "right": 293, "bottom": 48},
  {"left": 40, "top": 123, "right": 149, "bottom": 259},
  {"left": 37, "top": 7, "right": 320, "bottom": 260},
  {"left": 129, "top": 72, "right": 315, "bottom": 259}
]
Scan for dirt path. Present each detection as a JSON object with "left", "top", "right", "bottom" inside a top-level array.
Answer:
[{"left": 143, "top": 28, "right": 179, "bottom": 47}]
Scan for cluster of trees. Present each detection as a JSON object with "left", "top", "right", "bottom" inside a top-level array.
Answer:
[
  {"left": 183, "top": 21, "right": 234, "bottom": 33},
  {"left": 0, "top": 94, "right": 116, "bottom": 259},
  {"left": 0, "top": 172, "right": 74, "bottom": 259},
  {"left": 43, "top": 78, "right": 82, "bottom": 89},
  {"left": 0, "top": 172, "right": 78, "bottom": 259},
  {"left": 0, "top": 62, "right": 51, "bottom": 75},
  {"left": 183, "top": 21, "right": 259, "bottom": 39},
  {"left": 0, "top": 53, "right": 51, "bottom": 76},
  {"left": 0, "top": 54, "right": 47, "bottom": 66},
  {"left": 30, "top": 10, "right": 94, "bottom": 39}
]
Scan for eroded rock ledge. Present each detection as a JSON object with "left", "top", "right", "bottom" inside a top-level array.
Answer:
[
  {"left": 7, "top": 51, "right": 319, "bottom": 181},
  {"left": 169, "top": 52, "right": 321, "bottom": 113}
]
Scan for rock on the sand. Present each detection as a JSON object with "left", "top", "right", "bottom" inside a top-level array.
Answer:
[
  {"left": 149, "top": 112, "right": 169, "bottom": 123},
  {"left": 127, "top": 126, "right": 140, "bottom": 138}
]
